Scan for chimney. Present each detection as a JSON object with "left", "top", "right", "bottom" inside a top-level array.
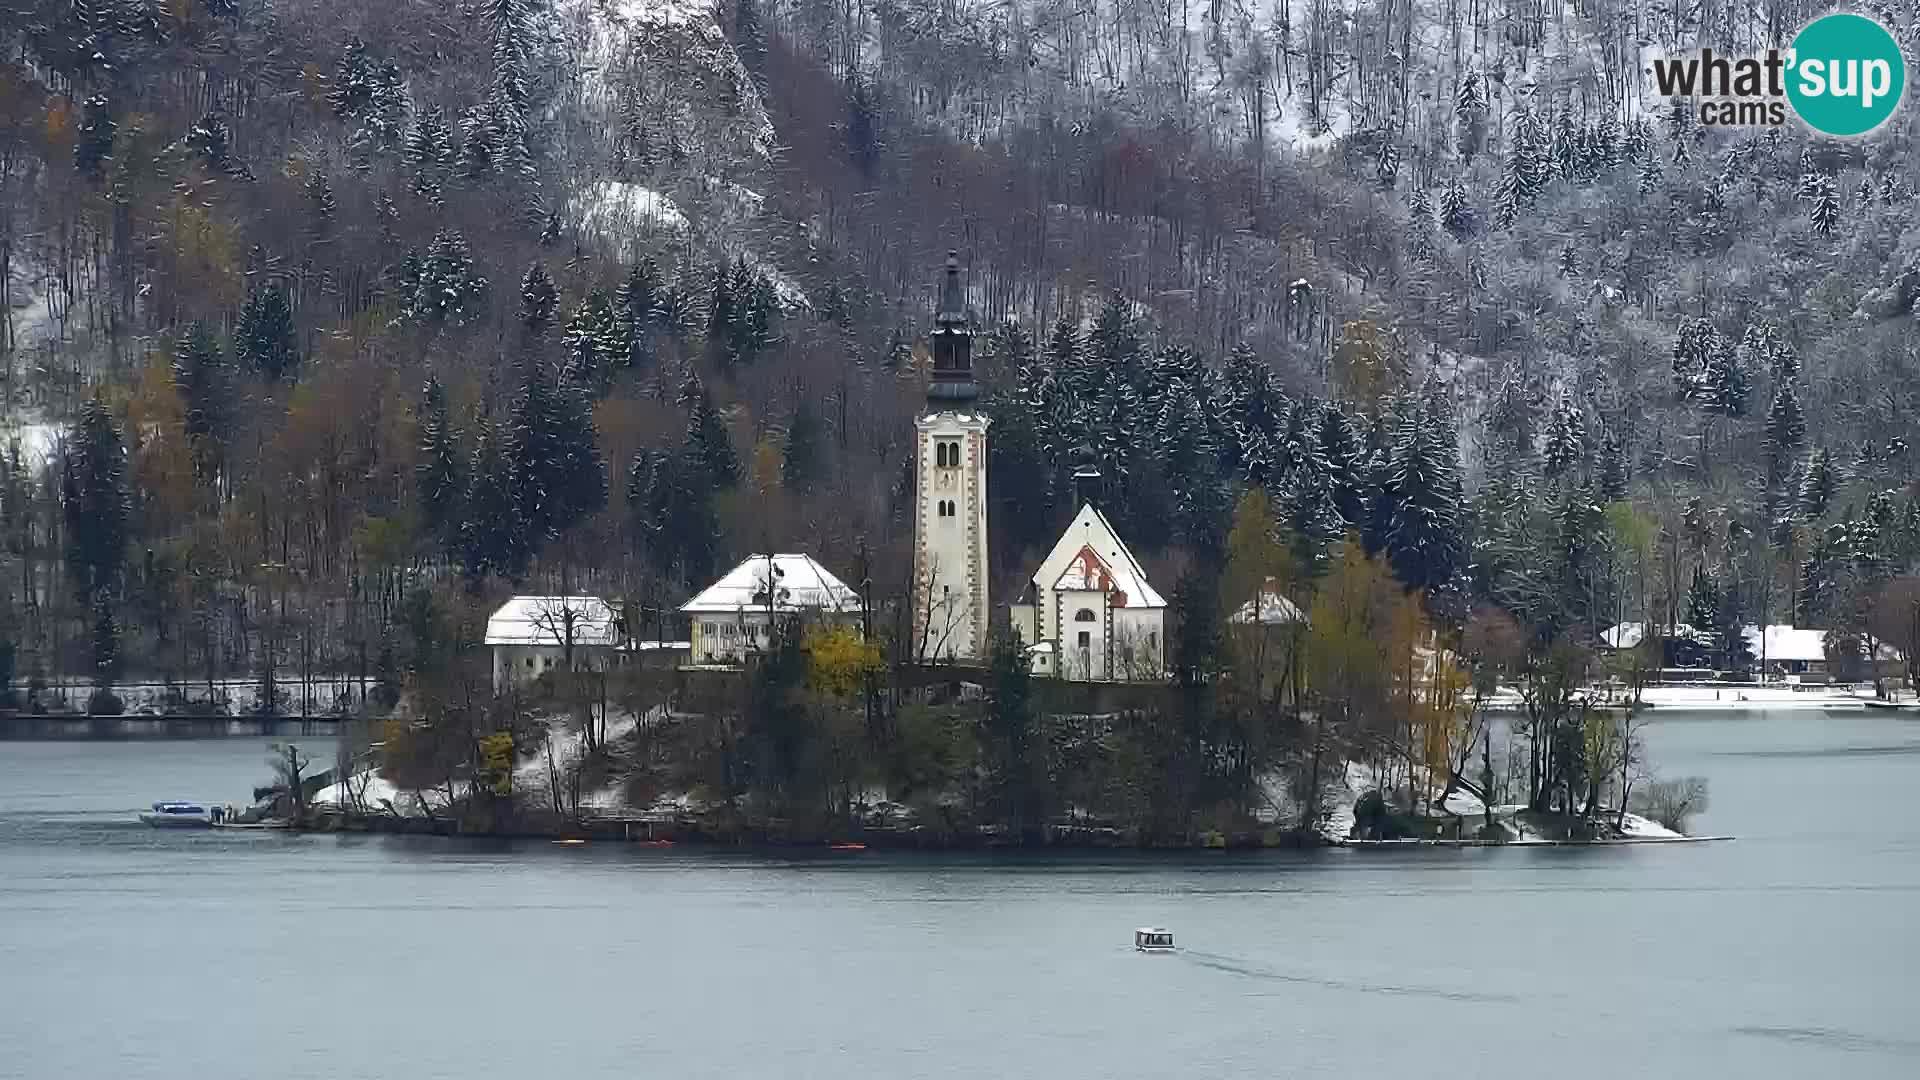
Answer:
[{"left": 1072, "top": 463, "right": 1102, "bottom": 512}]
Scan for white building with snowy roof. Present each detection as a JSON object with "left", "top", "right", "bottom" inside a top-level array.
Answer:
[
  {"left": 487, "top": 596, "right": 608, "bottom": 690},
  {"left": 486, "top": 596, "right": 689, "bottom": 691},
  {"left": 1008, "top": 502, "right": 1167, "bottom": 682},
  {"left": 680, "top": 554, "right": 864, "bottom": 666}
]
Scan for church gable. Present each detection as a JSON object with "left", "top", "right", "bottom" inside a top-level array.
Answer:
[
  {"left": 1051, "top": 545, "right": 1130, "bottom": 606},
  {"left": 1030, "top": 504, "right": 1167, "bottom": 610}
]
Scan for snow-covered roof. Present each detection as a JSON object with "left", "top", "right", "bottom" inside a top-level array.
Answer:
[
  {"left": 680, "top": 554, "right": 862, "bottom": 615},
  {"left": 485, "top": 596, "right": 622, "bottom": 647},
  {"left": 1230, "top": 582, "right": 1307, "bottom": 625},
  {"left": 1600, "top": 622, "right": 1701, "bottom": 650},
  {"left": 1030, "top": 504, "right": 1166, "bottom": 609},
  {"left": 1746, "top": 625, "right": 1830, "bottom": 664},
  {"left": 1602, "top": 622, "right": 1836, "bottom": 664}
]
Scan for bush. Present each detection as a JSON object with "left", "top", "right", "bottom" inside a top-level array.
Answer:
[
  {"left": 87, "top": 688, "right": 126, "bottom": 715},
  {"left": 1631, "top": 776, "right": 1711, "bottom": 833},
  {"left": 1352, "top": 789, "right": 1416, "bottom": 840}
]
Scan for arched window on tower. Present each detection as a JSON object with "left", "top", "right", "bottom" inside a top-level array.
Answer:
[
  {"left": 935, "top": 443, "right": 948, "bottom": 467},
  {"left": 1075, "top": 608, "right": 1097, "bottom": 622}
]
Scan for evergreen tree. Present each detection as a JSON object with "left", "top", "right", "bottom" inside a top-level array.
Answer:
[
  {"left": 707, "top": 260, "right": 738, "bottom": 367},
  {"left": 185, "top": 112, "right": 250, "bottom": 179},
  {"left": 90, "top": 594, "right": 120, "bottom": 691},
  {"left": 398, "top": 230, "right": 489, "bottom": 325},
  {"left": 631, "top": 447, "right": 718, "bottom": 587},
  {"left": 459, "top": 415, "right": 526, "bottom": 581},
  {"left": 1383, "top": 391, "right": 1464, "bottom": 595},
  {"left": 520, "top": 261, "right": 558, "bottom": 335},
  {"left": 1637, "top": 150, "right": 1662, "bottom": 195},
  {"left": 681, "top": 378, "right": 740, "bottom": 489},
  {"left": 1493, "top": 106, "right": 1549, "bottom": 229},
  {"left": 1764, "top": 380, "right": 1807, "bottom": 485},
  {"left": 458, "top": 103, "right": 497, "bottom": 180},
  {"left": 481, "top": 0, "right": 534, "bottom": 177},
  {"left": 1542, "top": 394, "right": 1586, "bottom": 480},
  {"left": 561, "top": 290, "right": 626, "bottom": 386},
  {"left": 61, "top": 398, "right": 129, "bottom": 606},
  {"left": 846, "top": 72, "right": 879, "bottom": 179},
  {"left": 1374, "top": 137, "right": 1400, "bottom": 189},
  {"left": 1597, "top": 430, "right": 1629, "bottom": 502},
  {"left": 1685, "top": 563, "right": 1720, "bottom": 632},
  {"left": 508, "top": 360, "right": 608, "bottom": 547},
  {"left": 305, "top": 169, "right": 336, "bottom": 233},
  {"left": 75, "top": 94, "right": 115, "bottom": 178},
  {"left": 1406, "top": 186, "right": 1436, "bottom": 265},
  {"left": 1697, "top": 336, "right": 1752, "bottom": 419},
  {"left": 366, "top": 62, "right": 409, "bottom": 149},
  {"left": 732, "top": 0, "right": 768, "bottom": 85},
  {"left": 1798, "top": 447, "right": 1836, "bottom": 520},
  {"left": 781, "top": 401, "right": 821, "bottom": 494},
  {"left": 1218, "top": 343, "right": 1290, "bottom": 484},
  {"left": 329, "top": 37, "right": 378, "bottom": 120},
  {"left": 1455, "top": 70, "right": 1486, "bottom": 159},
  {"left": 405, "top": 105, "right": 456, "bottom": 203},
  {"left": 234, "top": 283, "right": 298, "bottom": 379},
  {"left": 1440, "top": 180, "right": 1475, "bottom": 239},
  {"left": 1623, "top": 117, "right": 1653, "bottom": 160},
  {"left": 616, "top": 259, "right": 663, "bottom": 368},
  {"left": 170, "top": 321, "right": 229, "bottom": 478},
  {"left": 1806, "top": 174, "right": 1839, "bottom": 235},
  {"left": 1316, "top": 404, "right": 1367, "bottom": 528},
  {"left": 415, "top": 376, "right": 463, "bottom": 552}
]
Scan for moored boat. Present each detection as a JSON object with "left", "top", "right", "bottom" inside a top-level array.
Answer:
[{"left": 138, "top": 802, "right": 214, "bottom": 828}]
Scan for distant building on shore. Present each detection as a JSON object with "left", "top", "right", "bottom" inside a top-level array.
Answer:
[{"left": 1600, "top": 621, "right": 1835, "bottom": 676}]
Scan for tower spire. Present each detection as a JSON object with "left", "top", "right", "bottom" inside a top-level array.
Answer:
[{"left": 928, "top": 250, "right": 976, "bottom": 405}]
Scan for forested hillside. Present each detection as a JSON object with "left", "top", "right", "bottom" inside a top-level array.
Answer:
[{"left": 2, "top": 0, "right": 1919, "bottom": 709}]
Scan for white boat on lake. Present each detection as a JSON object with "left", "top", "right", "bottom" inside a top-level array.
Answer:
[
  {"left": 138, "top": 802, "right": 214, "bottom": 828},
  {"left": 1135, "top": 927, "right": 1175, "bottom": 953}
]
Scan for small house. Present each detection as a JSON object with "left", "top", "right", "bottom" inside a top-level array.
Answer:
[
  {"left": 680, "top": 554, "right": 865, "bottom": 666},
  {"left": 486, "top": 595, "right": 688, "bottom": 691}
]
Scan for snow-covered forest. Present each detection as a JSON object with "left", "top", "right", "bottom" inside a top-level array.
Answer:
[{"left": 2, "top": 0, "right": 1918, "bottom": 832}]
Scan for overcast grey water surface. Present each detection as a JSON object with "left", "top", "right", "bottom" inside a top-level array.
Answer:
[{"left": 3, "top": 712, "right": 1919, "bottom": 1080}]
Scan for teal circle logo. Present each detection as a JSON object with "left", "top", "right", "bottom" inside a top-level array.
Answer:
[{"left": 1787, "top": 13, "right": 1907, "bottom": 136}]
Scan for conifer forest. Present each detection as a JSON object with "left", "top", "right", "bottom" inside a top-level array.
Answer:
[{"left": 2, "top": 0, "right": 1919, "bottom": 834}]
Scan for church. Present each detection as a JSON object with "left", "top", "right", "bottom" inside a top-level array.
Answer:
[
  {"left": 909, "top": 253, "right": 1165, "bottom": 681},
  {"left": 1007, "top": 493, "right": 1168, "bottom": 681}
]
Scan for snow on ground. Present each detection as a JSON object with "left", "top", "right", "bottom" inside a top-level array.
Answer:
[
  {"left": 310, "top": 772, "right": 451, "bottom": 817},
  {"left": 317, "top": 704, "right": 677, "bottom": 820},
  {"left": 570, "top": 180, "right": 690, "bottom": 262},
  {"left": 1612, "top": 685, "right": 1872, "bottom": 712}
]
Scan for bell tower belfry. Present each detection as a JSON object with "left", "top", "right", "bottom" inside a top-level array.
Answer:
[{"left": 912, "top": 252, "right": 990, "bottom": 662}]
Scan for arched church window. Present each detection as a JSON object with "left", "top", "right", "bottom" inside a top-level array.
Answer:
[
  {"left": 936, "top": 443, "right": 950, "bottom": 467},
  {"left": 1075, "top": 608, "right": 1096, "bottom": 622}
]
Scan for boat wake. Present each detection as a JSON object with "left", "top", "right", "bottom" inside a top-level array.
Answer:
[{"left": 1179, "top": 949, "right": 1518, "bottom": 1004}]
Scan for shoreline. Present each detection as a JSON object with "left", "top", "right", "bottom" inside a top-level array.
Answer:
[{"left": 284, "top": 809, "right": 1719, "bottom": 850}]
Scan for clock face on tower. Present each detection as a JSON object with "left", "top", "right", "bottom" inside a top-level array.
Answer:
[{"left": 937, "top": 470, "right": 955, "bottom": 491}]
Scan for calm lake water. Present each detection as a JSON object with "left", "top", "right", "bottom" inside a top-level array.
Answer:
[{"left": 3, "top": 712, "right": 1919, "bottom": 1080}]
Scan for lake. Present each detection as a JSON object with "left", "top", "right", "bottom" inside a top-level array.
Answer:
[{"left": 3, "top": 711, "right": 1918, "bottom": 1079}]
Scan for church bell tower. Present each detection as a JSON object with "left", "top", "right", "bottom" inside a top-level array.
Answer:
[{"left": 912, "top": 252, "right": 990, "bottom": 662}]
